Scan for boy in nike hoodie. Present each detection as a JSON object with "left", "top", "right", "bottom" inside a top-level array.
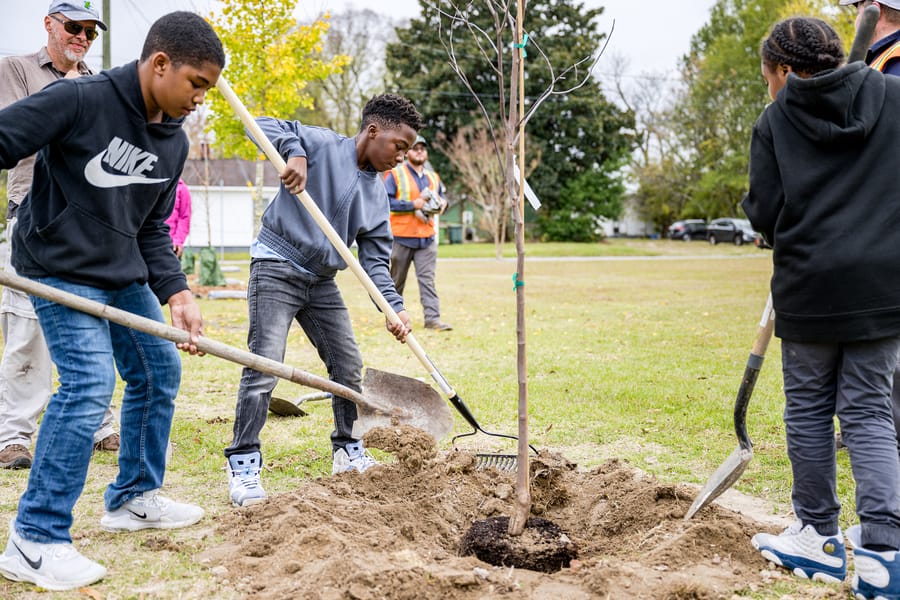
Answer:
[
  {"left": 0, "top": 12, "right": 224, "bottom": 592},
  {"left": 743, "top": 17, "right": 900, "bottom": 597},
  {"left": 224, "top": 95, "right": 421, "bottom": 507}
]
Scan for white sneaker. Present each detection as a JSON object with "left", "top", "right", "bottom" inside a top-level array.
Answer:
[
  {"left": 332, "top": 441, "right": 379, "bottom": 475},
  {"left": 752, "top": 521, "right": 846, "bottom": 583},
  {"left": 100, "top": 489, "right": 204, "bottom": 532},
  {"left": 227, "top": 452, "right": 267, "bottom": 507},
  {"left": 0, "top": 519, "right": 106, "bottom": 591}
]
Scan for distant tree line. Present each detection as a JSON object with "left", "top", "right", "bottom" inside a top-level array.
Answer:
[{"left": 197, "top": 0, "right": 854, "bottom": 242}]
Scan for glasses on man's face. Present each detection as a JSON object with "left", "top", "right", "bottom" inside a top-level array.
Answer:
[{"left": 50, "top": 14, "right": 99, "bottom": 41}]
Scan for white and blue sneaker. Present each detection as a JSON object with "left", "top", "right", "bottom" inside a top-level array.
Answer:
[
  {"left": 752, "top": 521, "right": 846, "bottom": 583},
  {"left": 0, "top": 519, "right": 106, "bottom": 591},
  {"left": 847, "top": 525, "right": 900, "bottom": 599},
  {"left": 332, "top": 441, "right": 378, "bottom": 475},
  {"left": 227, "top": 452, "right": 267, "bottom": 507},
  {"left": 100, "top": 489, "right": 204, "bottom": 532}
]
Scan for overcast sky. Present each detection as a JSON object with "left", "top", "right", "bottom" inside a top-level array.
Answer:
[{"left": 4, "top": 1, "right": 717, "bottom": 80}]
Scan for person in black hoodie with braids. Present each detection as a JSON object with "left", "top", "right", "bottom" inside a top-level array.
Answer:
[{"left": 743, "top": 17, "right": 900, "bottom": 599}]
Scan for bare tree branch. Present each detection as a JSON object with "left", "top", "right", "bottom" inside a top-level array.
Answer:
[{"left": 518, "top": 20, "right": 614, "bottom": 132}]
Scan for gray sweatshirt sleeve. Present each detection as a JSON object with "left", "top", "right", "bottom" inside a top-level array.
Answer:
[{"left": 252, "top": 117, "right": 308, "bottom": 159}]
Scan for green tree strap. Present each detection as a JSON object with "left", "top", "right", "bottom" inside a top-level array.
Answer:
[{"left": 514, "top": 34, "right": 529, "bottom": 57}]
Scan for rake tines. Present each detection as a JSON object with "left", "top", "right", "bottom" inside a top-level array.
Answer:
[{"left": 475, "top": 453, "right": 518, "bottom": 471}]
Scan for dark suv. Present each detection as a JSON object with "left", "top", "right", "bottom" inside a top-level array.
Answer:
[
  {"left": 706, "top": 218, "right": 758, "bottom": 246},
  {"left": 667, "top": 219, "right": 707, "bottom": 241}
]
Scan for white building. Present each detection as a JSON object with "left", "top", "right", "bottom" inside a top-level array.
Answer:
[
  {"left": 180, "top": 158, "right": 280, "bottom": 251},
  {"left": 596, "top": 195, "right": 656, "bottom": 238}
]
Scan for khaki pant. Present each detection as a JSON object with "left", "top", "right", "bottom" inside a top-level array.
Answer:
[{"left": 0, "top": 219, "right": 116, "bottom": 451}]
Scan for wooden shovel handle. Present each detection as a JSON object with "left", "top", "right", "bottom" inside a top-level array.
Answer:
[
  {"left": 0, "top": 270, "right": 396, "bottom": 416},
  {"left": 215, "top": 76, "right": 458, "bottom": 399}
]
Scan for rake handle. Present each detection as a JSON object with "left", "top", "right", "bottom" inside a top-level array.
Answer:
[{"left": 214, "top": 76, "right": 458, "bottom": 400}]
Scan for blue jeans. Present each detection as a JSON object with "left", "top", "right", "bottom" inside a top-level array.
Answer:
[
  {"left": 16, "top": 278, "right": 180, "bottom": 544},
  {"left": 225, "top": 259, "right": 363, "bottom": 458},
  {"left": 783, "top": 336, "right": 900, "bottom": 549}
]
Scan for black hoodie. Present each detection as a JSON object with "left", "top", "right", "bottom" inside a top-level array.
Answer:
[
  {"left": 743, "top": 62, "right": 900, "bottom": 343},
  {"left": 0, "top": 60, "right": 188, "bottom": 303}
]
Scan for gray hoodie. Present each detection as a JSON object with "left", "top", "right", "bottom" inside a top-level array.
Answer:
[{"left": 251, "top": 118, "right": 404, "bottom": 312}]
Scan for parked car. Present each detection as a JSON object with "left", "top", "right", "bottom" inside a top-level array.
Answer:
[
  {"left": 667, "top": 219, "right": 707, "bottom": 241},
  {"left": 706, "top": 218, "right": 758, "bottom": 246}
]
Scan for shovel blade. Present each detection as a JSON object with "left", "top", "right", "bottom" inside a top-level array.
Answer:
[
  {"left": 269, "top": 391, "right": 334, "bottom": 417},
  {"left": 352, "top": 367, "right": 454, "bottom": 442},
  {"left": 269, "top": 396, "right": 308, "bottom": 417},
  {"left": 684, "top": 446, "right": 753, "bottom": 521}
]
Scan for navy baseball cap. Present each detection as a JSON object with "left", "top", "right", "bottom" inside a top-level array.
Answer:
[{"left": 48, "top": 1, "right": 108, "bottom": 30}]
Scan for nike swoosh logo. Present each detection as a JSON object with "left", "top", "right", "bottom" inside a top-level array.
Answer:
[
  {"left": 83, "top": 152, "right": 168, "bottom": 188},
  {"left": 128, "top": 509, "right": 148, "bottom": 519},
  {"left": 12, "top": 541, "right": 42, "bottom": 570}
]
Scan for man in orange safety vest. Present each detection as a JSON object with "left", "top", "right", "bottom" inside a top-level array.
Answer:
[{"left": 383, "top": 135, "right": 452, "bottom": 331}]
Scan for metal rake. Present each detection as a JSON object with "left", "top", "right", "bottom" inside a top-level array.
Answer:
[{"left": 449, "top": 396, "right": 538, "bottom": 471}]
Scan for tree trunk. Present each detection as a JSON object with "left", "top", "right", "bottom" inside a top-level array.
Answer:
[
  {"left": 494, "top": 208, "right": 504, "bottom": 260},
  {"left": 507, "top": 0, "right": 531, "bottom": 536}
]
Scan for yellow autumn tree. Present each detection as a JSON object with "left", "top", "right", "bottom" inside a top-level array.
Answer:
[{"left": 205, "top": 0, "right": 349, "bottom": 231}]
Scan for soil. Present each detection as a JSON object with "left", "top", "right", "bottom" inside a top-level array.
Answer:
[
  {"left": 187, "top": 272, "right": 245, "bottom": 299},
  {"left": 199, "top": 424, "right": 818, "bottom": 599}
]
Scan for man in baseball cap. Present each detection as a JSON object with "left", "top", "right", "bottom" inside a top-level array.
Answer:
[
  {"left": 840, "top": 0, "right": 900, "bottom": 74},
  {"left": 47, "top": 1, "right": 108, "bottom": 31}
]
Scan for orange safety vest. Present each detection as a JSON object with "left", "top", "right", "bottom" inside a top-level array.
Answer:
[
  {"left": 870, "top": 40, "right": 900, "bottom": 72},
  {"left": 385, "top": 163, "right": 442, "bottom": 238}
]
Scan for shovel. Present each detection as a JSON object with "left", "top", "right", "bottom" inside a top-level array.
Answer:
[
  {"left": 269, "top": 391, "right": 333, "bottom": 417},
  {"left": 684, "top": 293, "right": 775, "bottom": 520},
  {"left": 0, "top": 270, "right": 453, "bottom": 441}
]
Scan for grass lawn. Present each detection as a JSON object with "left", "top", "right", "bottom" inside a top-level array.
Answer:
[{"left": 0, "top": 239, "right": 859, "bottom": 598}]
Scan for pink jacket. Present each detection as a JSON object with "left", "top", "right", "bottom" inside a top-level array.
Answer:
[{"left": 165, "top": 180, "right": 192, "bottom": 246}]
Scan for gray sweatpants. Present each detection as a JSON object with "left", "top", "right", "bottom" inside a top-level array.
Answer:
[{"left": 782, "top": 337, "right": 900, "bottom": 549}]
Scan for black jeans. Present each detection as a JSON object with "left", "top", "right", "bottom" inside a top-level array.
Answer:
[{"left": 225, "top": 259, "right": 363, "bottom": 458}]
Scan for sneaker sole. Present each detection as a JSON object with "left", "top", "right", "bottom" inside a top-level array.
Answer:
[
  {"left": 853, "top": 590, "right": 900, "bottom": 600},
  {"left": 759, "top": 548, "right": 845, "bottom": 584},
  {"left": 100, "top": 513, "right": 204, "bottom": 532},
  {"left": 0, "top": 555, "right": 106, "bottom": 591},
  {"left": 232, "top": 496, "right": 267, "bottom": 508},
  {"left": 0, "top": 458, "right": 32, "bottom": 469}
]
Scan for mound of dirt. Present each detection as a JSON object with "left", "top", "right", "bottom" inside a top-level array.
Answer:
[{"left": 200, "top": 425, "right": 797, "bottom": 599}]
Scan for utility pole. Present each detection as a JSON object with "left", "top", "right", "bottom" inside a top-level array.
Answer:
[{"left": 102, "top": 0, "right": 111, "bottom": 70}]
